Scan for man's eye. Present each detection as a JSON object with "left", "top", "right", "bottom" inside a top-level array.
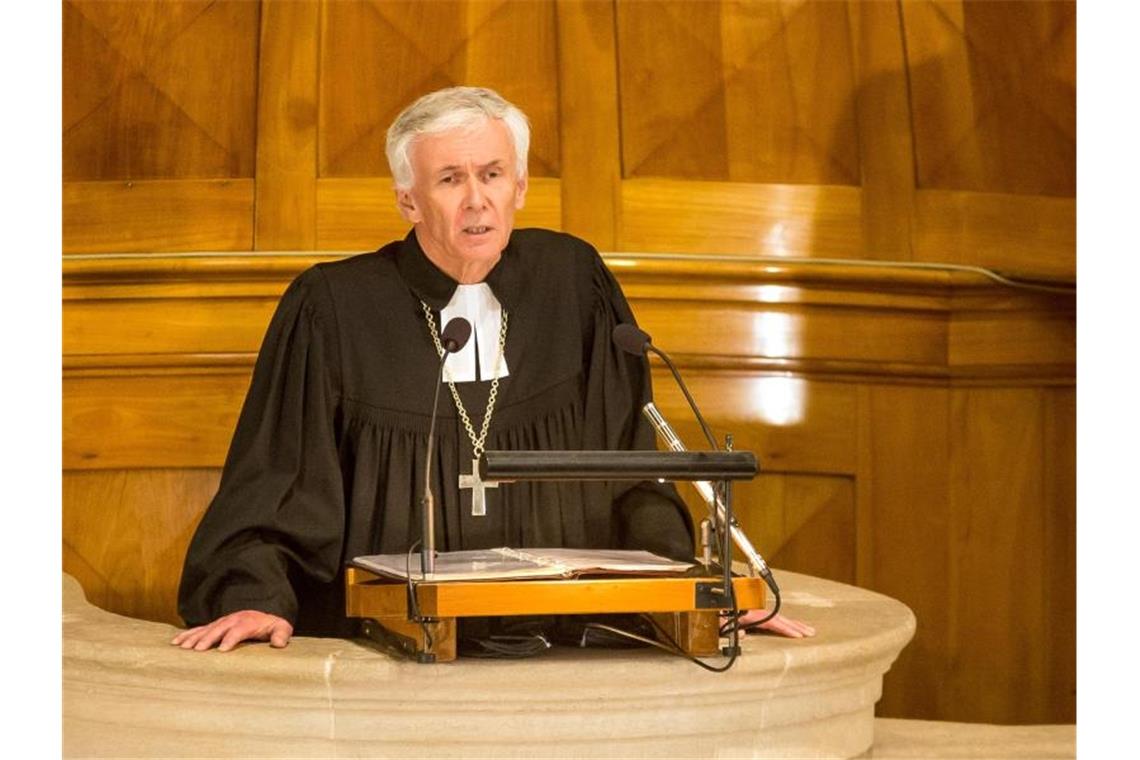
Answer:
[{"left": 440, "top": 176, "right": 455, "bottom": 184}]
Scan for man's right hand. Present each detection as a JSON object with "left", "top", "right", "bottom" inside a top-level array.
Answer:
[{"left": 170, "top": 610, "right": 293, "bottom": 652}]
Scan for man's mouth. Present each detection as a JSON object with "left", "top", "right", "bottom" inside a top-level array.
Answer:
[{"left": 463, "top": 225, "right": 491, "bottom": 235}]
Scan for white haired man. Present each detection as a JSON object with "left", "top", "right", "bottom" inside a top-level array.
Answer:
[{"left": 173, "top": 87, "right": 812, "bottom": 652}]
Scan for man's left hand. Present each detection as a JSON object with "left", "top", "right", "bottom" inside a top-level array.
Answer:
[{"left": 724, "top": 610, "right": 816, "bottom": 638}]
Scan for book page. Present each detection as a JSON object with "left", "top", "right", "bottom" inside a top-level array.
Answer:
[{"left": 351, "top": 547, "right": 693, "bottom": 582}]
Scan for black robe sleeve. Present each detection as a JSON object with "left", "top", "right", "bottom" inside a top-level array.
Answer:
[
  {"left": 583, "top": 250, "right": 696, "bottom": 561},
  {"left": 177, "top": 267, "right": 344, "bottom": 627}
]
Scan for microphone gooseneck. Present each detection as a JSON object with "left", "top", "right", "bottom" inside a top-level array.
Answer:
[
  {"left": 611, "top": 324, "right": 719, "bottom": 451},
  {"left": 642, "top": 402, "right": 779, "bottom": 596},
  {"left": 421, "top": 317, "right": 472, "bottom": 576}
]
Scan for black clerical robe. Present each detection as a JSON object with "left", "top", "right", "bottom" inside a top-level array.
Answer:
[{"left": 178, "top": 229, "right": 694, "bottom": 636}]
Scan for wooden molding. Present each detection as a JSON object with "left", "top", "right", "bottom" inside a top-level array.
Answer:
[{"left": 63, "top": 180, "right": 255, "bottom": 253}]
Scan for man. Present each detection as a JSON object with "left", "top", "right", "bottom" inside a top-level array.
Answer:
[{"left": 173, "top": 87, "right": 811, "bottom": 652}]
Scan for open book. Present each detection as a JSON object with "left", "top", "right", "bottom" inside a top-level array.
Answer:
[{"left": 351, "top": 547, "right": 695, "bottom": 582}]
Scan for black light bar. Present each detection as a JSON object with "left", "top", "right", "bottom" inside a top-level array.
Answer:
[{"left": 480, "top": 450, "right": 759, "bottom": 482}]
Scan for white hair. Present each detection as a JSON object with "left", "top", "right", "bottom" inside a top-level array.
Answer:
[{"left": 385, "top": 86, "right": 530, "bottom": 190}]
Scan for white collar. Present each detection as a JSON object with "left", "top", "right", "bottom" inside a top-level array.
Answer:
[{"left": 440, "top": 283, "right": 509, "bottom": 383}]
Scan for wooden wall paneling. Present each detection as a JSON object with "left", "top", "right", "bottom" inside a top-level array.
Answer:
[
  {"left": 63, "top": 469, "right": 222, "bottom": 625},
  {"left": 318, "top": 1, "right": 465, "bottom": 178},
  {"left": 696, "top": 474, "right": 856, "bottom": 587},
  {"left": 463, "top": 1, "right": 561, "bottom": 179},
  {"left": 255, "top": 0, "right": 320, "bottom": 250},
  {"left": 315, "top": 177, "right": 562, "bottom": 251},
  {"left": 63, "top": 0, "right": 260, "bottom": 182},
  {"left": 766, "top": 475, "right": 857, "bottom": 585},
  {"left": 914, "top": 190, "right": 1076, "bottom": 280},
  {"left": 1043, "top": 387, "right": 1076, "bottom": 722},
  {"left": 900, "top": 0, "right": 1076, "bottom": 197},
  {"left": 64, "top": 296, "right": 278, "bottom": 357},
  {"left": 616, "top": 0, "right": 729, "bottom": 181},
  {"left": 556, "top": 0, "right": 621, "bottom": 247},
  {"left": 63, "top": 180, "right": 255, "bottom": 253},
  {"left": 896, "top": 0, "right": 983, "bottom": 193},
  {"left": 866, "top": 384, "right": 952, "bottom": 720},
  {"left": 948, "top": 388, "right": 1049, "bottom": 724},
  {"left": 855, "top": 385, "right": 875, "bottom": 589},
  {"left": 650, "top": 372, "right": 859, "bottom": 479},
  {"left": 633, "top": 299, "right": 948, "bottom": 372},
  {"left": 847, "top": 0, "right": 916, "bottom": 261},
  {"left": 950, "top": 300, "right": 1076, "bottom": 373},
  {"left": 649, "top": 372, "right": 858, "bottom": 588},
  {"left": 316, "top": 178, "right": 408, "bottom": 251},
  {"left": 719, "top": 1, "right": 860, "bottom": 186},
  {"left": 619, "top": 179, "right": 863, "bottom": 257},
  {"left": 63, "top": 373, "right": 250, "bottom": 470},
  {"left": 318, "top": 1, "right": 560, "bottom": 180}
]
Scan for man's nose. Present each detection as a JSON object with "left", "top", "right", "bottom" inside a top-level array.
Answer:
[{"left": 462, "top": 176, "right": 486, "bottom": 208}]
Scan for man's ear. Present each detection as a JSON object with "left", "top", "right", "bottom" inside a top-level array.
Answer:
[
  {"left": 396, "top": 189, "right": 421, "bottom": 223},
  {"left": 514, "top": 173, "right": 528, "bottom": 211}
]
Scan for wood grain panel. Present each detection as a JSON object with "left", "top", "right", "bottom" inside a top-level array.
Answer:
[
  {"left": 720, "top": 1, "right": 859, "bottom": 185},
  {"left": 319, "top": 0, "right": 560, "bottom": 179},
  {"left": 63, "top": 374, "right": 249, "bottom": 470},
  {"left": 633, "top": 300, "right": 947, "bottom": 369},
  {"left": 462, "top": 1, "right": 560, "bottom": 178},
  {"left": 63, "top": 0, "right": 259, "bottom": 181},
  {"left": 950, "top": 308, "right": 1076, "bottom": 369},
  {"left": 620, "top": 179, "right": 862, "bottom": 257},
  {"left": 651, "top": 373, "right": 858, "bottom": 477},
  {"left": 866, "top": 385, "right": 952, "bottom": 720},
  {"left": 315, "top": 176, "right": 562, "bottom": 251},
  {"left": 677, "top": 473, "right": 855, "bottom": 587},
  {"left": 63, "top": 469, "right": 220, "bottom": 625},
  {"left": 556, "top": 0, "right": 621, "bottom": 248},
  {"left": 254, "top": 0, "right": 320, "bottom": 250},
  {"left": 318, "top": 0, "right": 466, "bottom": 178},
  {"left": 765, "top": 476, "right": 856, "bottom": 585},
  {"left": 1043, "top": 387, "right": 1076, "bottom": 722},
  {"left": 63, "top": 180, "right": 254, "bottom": 253},
  {"left": 901, "top": 0, "right": 1076, "bottom": 197},
  {"left": 914, "top": 189, "right": 1075, "bottom": 279},
  {"left": 616, "top": 0, "right": 728, "bottom": 180},
  {"left": 848, "top": 0, "right": 916, "bottom": 260},
  {"left": 64, "top": 297, "right": 277, "bottom": 357},
  {"left": 948, "top": 388, "right": 1049, "bottom": 724}
]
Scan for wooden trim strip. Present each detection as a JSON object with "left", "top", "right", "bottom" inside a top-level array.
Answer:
[
  {"left": 63, "top": 251, "right": 1074, "bottom": 293},
  {"left": 61, "top": 351, "right": 1074, "bottom": 385},
  {"left": 63, "top": 180, "right": 255, "bottom": 253}
]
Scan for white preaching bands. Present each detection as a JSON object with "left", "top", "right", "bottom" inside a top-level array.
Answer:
[{"left": 439, "top": 284, "right": 510, "bottom": 383}]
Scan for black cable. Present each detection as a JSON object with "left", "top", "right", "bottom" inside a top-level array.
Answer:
[
  {"left": 404, "top": 541, "right": 433, "bottom": 655},
  {"left": 577, "top": 577, "right": 744, "bottom": 673},
  {"left": 646, "top": 344, "right": 719, "bottom": 451},
  {"left": 582, "top": 620, "right": 740, "bottom": 673},
  {"left": 719, "top": 583, "right": 782, "bottom": 637}
]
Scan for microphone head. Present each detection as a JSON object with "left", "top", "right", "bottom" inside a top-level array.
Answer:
[
  {"left": 440, "top": 317, "right": 472, "bottom": 353},
  {"left": 612, "top": 323, "right": 651, "bottom": 356}
]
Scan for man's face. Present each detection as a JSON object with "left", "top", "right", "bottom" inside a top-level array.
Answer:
[{"left": 397, "top": 118, "right": 528, "bottom": 283}]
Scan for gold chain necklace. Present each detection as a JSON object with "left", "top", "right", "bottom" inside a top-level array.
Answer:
[{"left": 421, "top": 300, "right": 508, "bottom": 516}]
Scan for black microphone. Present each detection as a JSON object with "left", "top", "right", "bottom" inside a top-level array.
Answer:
[
  {"left": 421, "top": 317, "right": 472, "bottom": 576},
  {"left": 612, "top": 323, "right": 718, "bottom": 451},
  {"left": 440, "top": 317, "right": 472, "bottom": 354}
]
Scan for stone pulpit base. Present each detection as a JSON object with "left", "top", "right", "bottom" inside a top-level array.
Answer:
[{"left": 63, "top": 570, "right": 915, "bottom": 758}]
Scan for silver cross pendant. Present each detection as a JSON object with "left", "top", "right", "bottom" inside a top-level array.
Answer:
[{"left": 458, "top": 457, "right": 498, "bottom": 517}]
